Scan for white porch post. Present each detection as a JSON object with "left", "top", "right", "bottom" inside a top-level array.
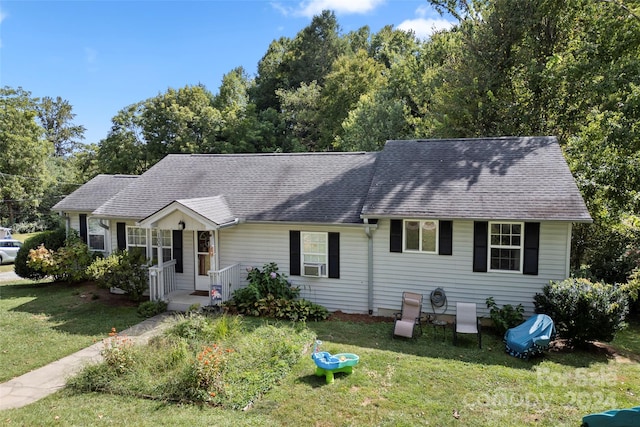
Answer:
[
  {"left": 156, "top": 227, "right": 164, "bottom": 297},
  {"left": 209, "top": 230, "right": 216, "bottom": 272}
]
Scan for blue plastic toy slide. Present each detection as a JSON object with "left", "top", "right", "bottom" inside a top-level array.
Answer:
[
  {"left": 582, "top": 406, "right": 640, "bottom": 427},
  {"left": 504, "top": 314, "right": 556, "bottom": 359}
]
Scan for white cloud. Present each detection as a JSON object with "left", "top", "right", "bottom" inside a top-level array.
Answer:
[
  {"left": 85, "top": 47, "right": 98, "bottom": 64},
  {"left": 272, "top": 0, "right": 385, "bottom": 18},
  {"left": 415, "top": 4, "right": 430, "bottom": 18},
  {"left": 397, "top": 18, "right": 454, "bottom": 39},
  {"left": 0, "top": 8, "right": 6, "bottom": 48}
]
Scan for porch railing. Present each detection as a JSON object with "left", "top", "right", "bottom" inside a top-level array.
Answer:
[
  {"left": 209, "top": 263, "right": 240, "bottom": 305},
  {"left": 148, "top": 259, "right": 177, "bottom": 301}
]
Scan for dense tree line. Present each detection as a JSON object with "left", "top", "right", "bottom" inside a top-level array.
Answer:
[{"left": 1, "top": 2, "right": 639, "bottom": 285}]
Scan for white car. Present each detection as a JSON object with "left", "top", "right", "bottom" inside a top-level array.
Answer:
[{"left": 0, "top": 239, "right": 22, "bottom": 264}]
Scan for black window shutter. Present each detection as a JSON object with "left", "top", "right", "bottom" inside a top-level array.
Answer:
[
  {"left": 523, "top": 222, "right": 540, "bottom": 275},
  {"left": 173, "top": 230, "right": 183, "bottom": 273},
  {"left": 328, "top": 232, "right": 340, "bottom": 279},
  {"left": 116, "top": 223, "right": 126, "bottom": 250},
  {"left": 390, "top": 219, "right": 403, "bottom": 253},
  {"left": 290, "top": 230, "right": 301, "bottom": 276},
  {"left": 473, "top": 221, "right": 488, "bottom": 272},
  {"left": 439, "top": 220, "right": 453, "bottom": 255},
  {"left": 79, "top": 214, "right": 88, "bottom": 244}
]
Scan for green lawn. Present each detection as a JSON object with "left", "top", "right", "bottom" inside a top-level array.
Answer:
[
  {"left": 0, "top": 280, "right": 141, "bottom": 382},
  {"left": 1, "top": 280, "right": 639, "bottom": 426}
]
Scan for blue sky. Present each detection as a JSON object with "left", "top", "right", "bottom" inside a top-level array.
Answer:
[{"left": 0, "top": 1, "right": 454, "bottom": 144}]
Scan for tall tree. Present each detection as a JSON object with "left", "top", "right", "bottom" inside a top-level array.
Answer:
[
  {"left": 318, "top": 49, "right": 386, "bottom": 149},
  {"left": 0, "top": 87, "right": 51, "bottom": 224},
  {"left": 287, "top": 10, "right": 346, "bottom": 88},
  {"left": 36, "top": 96, "right": 86, "bottom": 157},
  {"left": 97, "top": 103, "right": 147, "bottom": 175}
]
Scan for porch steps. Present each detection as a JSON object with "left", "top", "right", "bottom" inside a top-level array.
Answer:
[{"left": 166, "top": 290, "right": 211, "bottom": 312}]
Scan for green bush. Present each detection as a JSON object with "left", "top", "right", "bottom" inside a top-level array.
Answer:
[
  {"left": 15, "top": 228, "right": 67, "bottom": 280},
  {"left": 137, "top": 300, "right": 168, "bottom": 318},
  {"left": 534, "top": 278, "right": 629, "bottom": 346},
  {"left": 26, "top": 233, "right": 93, "bottom": 283},
  {"left": 486, "top": 297, "right": 524, "bottom": 336},
  {"left": 226, "top": 262, "right": 328, "bottom": 321},
  {"left": 245, "top": 262, "right": 300, "bottom": 300},
  {"left": 87, "top": 250, "right": 148, "bottom": 301}
]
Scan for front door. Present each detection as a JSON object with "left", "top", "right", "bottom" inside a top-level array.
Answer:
[{"left": 195, "top": 230, "right": 214, "bottom": 291}]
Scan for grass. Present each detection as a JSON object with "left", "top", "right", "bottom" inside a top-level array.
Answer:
[
  {"left": 0, "top": 280, "right": 141, "bottom": 382},
  {"left": 1, "top": 280, "right": 639, "bottom": 426}
]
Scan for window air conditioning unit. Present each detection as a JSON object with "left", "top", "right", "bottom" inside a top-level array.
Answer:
[{"left": 303, "top": 263, "right": 326, "bottom": 277}]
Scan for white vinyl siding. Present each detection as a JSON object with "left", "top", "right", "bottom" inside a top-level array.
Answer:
[
  {"left": 373, "top": 219, "right": 571, "bottom": 317},
  {"left": 219, "top": 223, "right": 369, "bottom": 313}
]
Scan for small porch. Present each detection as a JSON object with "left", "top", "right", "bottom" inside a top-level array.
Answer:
[{"left": 149, "top": 261, "right": 241, "bottom": 312}]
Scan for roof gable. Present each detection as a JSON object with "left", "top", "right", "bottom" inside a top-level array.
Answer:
[
  {"left": 52, "top": 174, "right": 137, "bottom": 212},
  {"left": 138, "top": 196, "right": 236, "bottom": 229}
]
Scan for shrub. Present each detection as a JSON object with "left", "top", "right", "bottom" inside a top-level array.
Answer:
[
  {"left": 87, "top": 250, "right": 148, "bottom": 301},
  {"left": 226, "top": 262, "right": 328, "bottom": 321},
  {"left": 245, "top": 262, "right": 300, "bottom": 300},
  {"left": 15, "top": 228, "right": 67, "bottom": 279},
  {"left": 137, "top": 300, "right": 168, "bottom": 318},
  {"left": 486, "top": 297, "right": 524, "bottom": 336},
  {"left": 27, "top": 233, "right": 93, "bottom": 282},
  {"left": 534, "top": 278, "right": 629, "bottom": 346},
  {"left": 69, "top": 314, "right": 315, "bottom": 408},
  {"left": 102, "top": 328, "right": 138, "bottom": 374}
]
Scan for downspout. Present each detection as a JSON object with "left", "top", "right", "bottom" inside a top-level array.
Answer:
[
  {"left": 63, "top": 213, "right": 70, "bottom": 237},
  {"left": 364, "top": 218, "right": 374, "bottom": 315}
]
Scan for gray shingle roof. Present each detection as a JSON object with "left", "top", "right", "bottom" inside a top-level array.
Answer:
[
  {"left": 362, "top": 136, "right": 591, "bottom": 221},
  {"left": 52, "top": 174, "right": 137, "bottom": 212},
  {"left": 92, "top": 152, "right": 378, "bottom": 224},
  {"left": 60, "top": 137, "right": 591, "bottom": 224}
]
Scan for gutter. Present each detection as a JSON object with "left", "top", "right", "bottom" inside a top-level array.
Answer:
[{"left": 364, "top": 218, "right": 375, "bottom": 315}]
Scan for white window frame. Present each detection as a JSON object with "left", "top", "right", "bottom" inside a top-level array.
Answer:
[
  {"left": 488, "top": 221, "right": 524, "bottom": 273},
  {"left": 152, "top": 229, "right": 173, "bottom": 263},
  {"left": 126, "top": 226, "right": 148, "bottom": 259},
  {"left": 403, "top": 219, "right": 439, "bottom": 253},
  {"left": 301, "top": 231, "right": 328, "bottom": 278},
  {"left": 87, "top": 218, "right": 107, "bottom": 252}
]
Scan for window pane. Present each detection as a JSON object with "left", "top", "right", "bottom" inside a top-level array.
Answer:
[
  {"left": 89, "top": 235, "right": 105, "bottom": 251},
  {"left": 421, "top": 221, "right": 437, "bottom": 252},
  {"left": 490, "top": 248, "right": 520, "bottom": 271},
  {"left": 301, "top": 232, "right": 328, "bottom": 274},
  {"left": 405, "top": 221, "right": 420, "bottom": 250},
  {"left": 198, "top": 254, "right": 210, "bottom": 276}
]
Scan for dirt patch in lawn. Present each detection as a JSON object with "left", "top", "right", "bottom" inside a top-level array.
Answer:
[
  {"left": 74, "top": 281, "right": 139, "bottom": 308},
  {"left": 550, "top": 338, "right": 639, "bottom": 363},
  {"left": 328, "top": 310, "right": 394, "bottom": 324}
]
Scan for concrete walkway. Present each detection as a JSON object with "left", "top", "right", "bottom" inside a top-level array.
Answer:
[
  {"left": 0, "top": 313, "right": 173, "bottom": 411},
  {"left": 0, "top": 270, "right": 21, "bottom": 282}
]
